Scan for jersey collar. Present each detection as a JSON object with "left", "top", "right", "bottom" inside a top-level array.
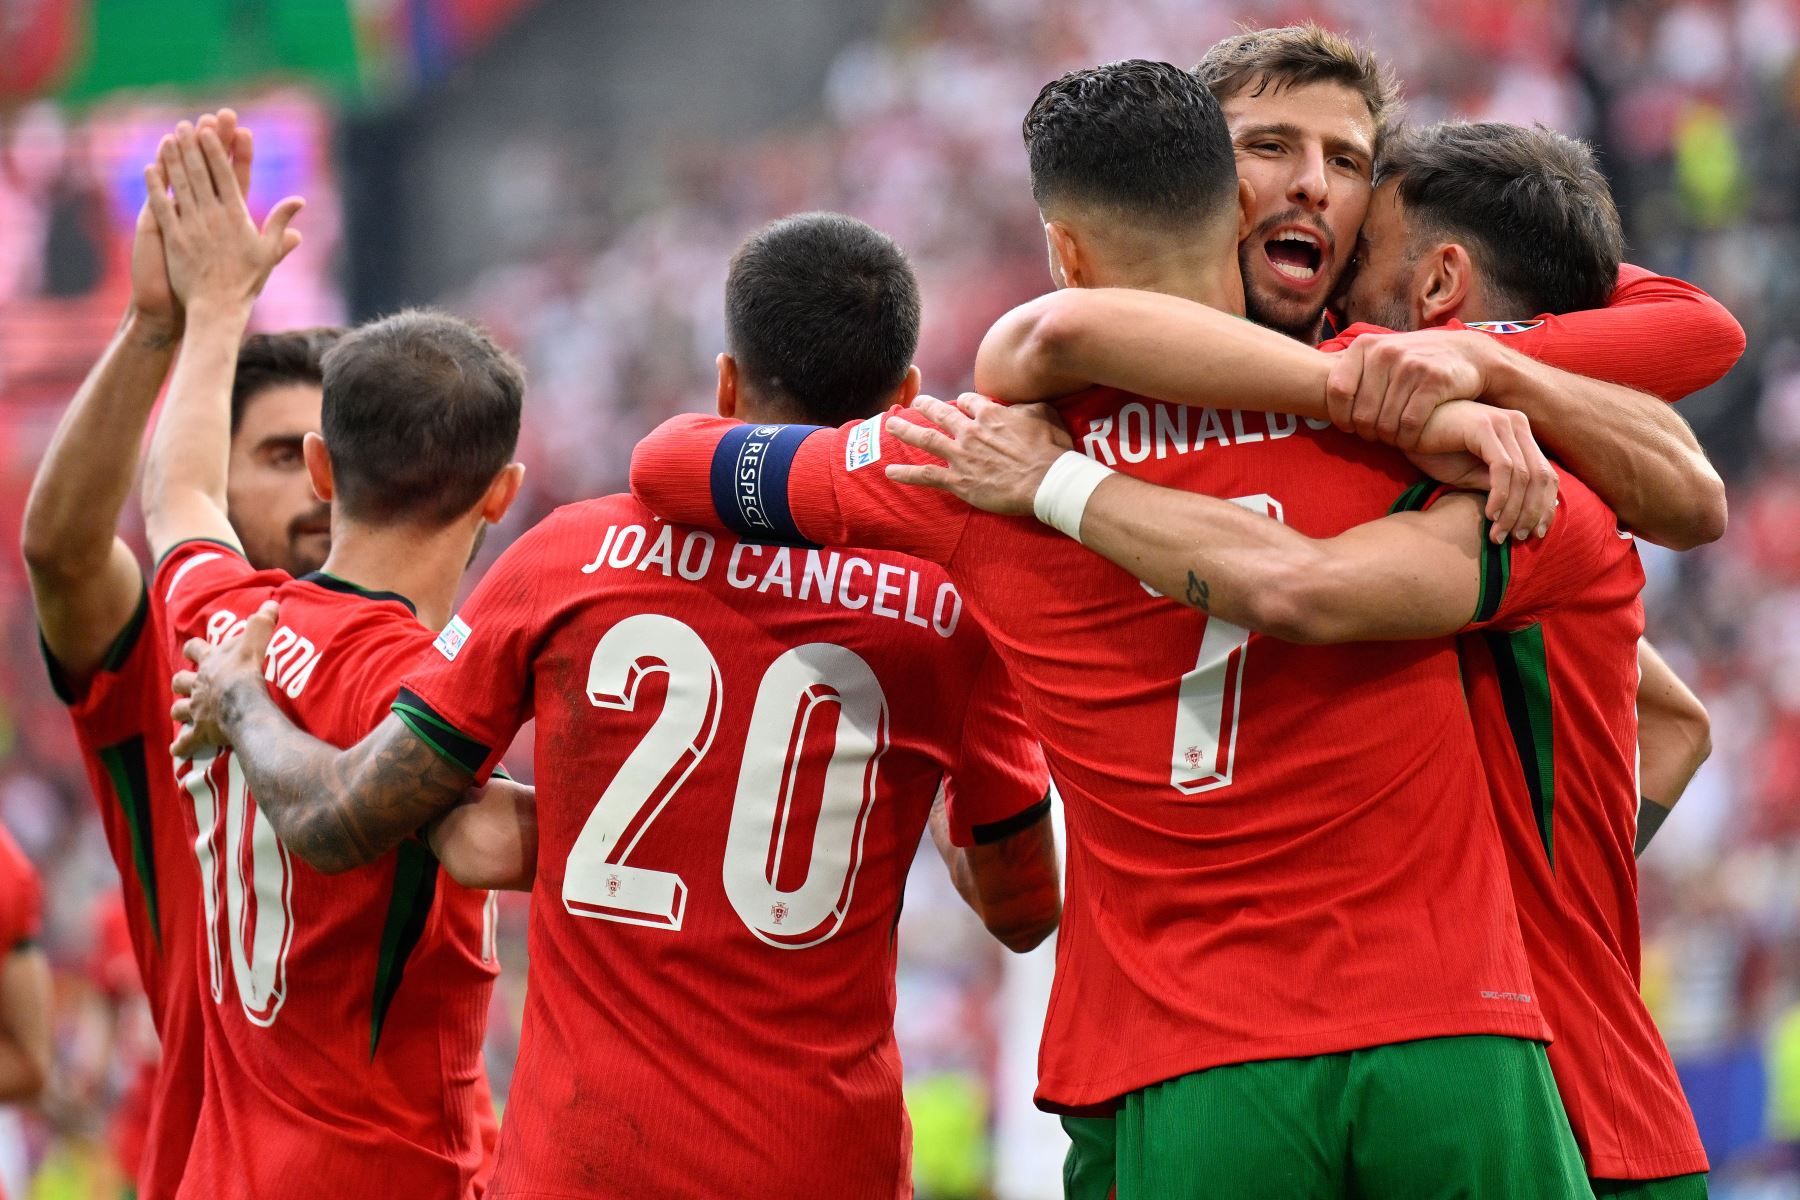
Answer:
[{"left": 300, "top": 571, "right": 418, "bottom": 616}]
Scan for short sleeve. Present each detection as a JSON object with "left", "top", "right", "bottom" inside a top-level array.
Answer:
[
  {"left": 40, "top": 577, "right": 153, "bottom": 717},
  {"left": 940, "top": 645, "right": 1051, "bottom": 847},
  {"left": 394, "top": 526, "right": 547, "bottom": 785},
  {"left": 1452, "top": 264, "right": 1745, "bottom": 404},
  {"left": 629, "top": 409, "right": 973, "bottom": 563},
  {"left": 1453, "top": 473, "right": 1628, "bottom": 631},
  {"left": 151, "top": 538, "right": 259, "bottom": 646}
]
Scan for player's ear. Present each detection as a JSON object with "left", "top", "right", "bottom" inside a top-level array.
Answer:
[
  {"left": 478, "top": 462, "right": 526, "bottom": 525},
  {"left": 893, "top": 365, "right": 922, "bottom": 408},
  {"left": 716, "top": 353, "right": 739, "bottom": 420},
  {"left": 1045, "top": 220, "right": 1084, "bottom": 290},
  {"left": 1236, "top": 177, "right": 1257, "bottom": 242},
  {"left": 1418, "top": 241, "right": 1473, "bottom": 327},
  {"left": 302, "top": 432, "right": 334, "bottom": 503}
]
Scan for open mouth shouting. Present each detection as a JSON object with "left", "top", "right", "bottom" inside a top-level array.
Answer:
[{"left": 1261, "top": 224, "right": 1329, "bottom": 288}]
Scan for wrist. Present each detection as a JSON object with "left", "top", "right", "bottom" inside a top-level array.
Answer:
[
  {"left": 218, "top": 672, "right": 268, "bottom": 734},
  {"left": 183, "top": 295, "right": 256, "bottom": 330},
  {"left": 123, "top": 305, "right": 182, "bottom": 350},
  {"left": 1475, "top": 337, "right": 1533, "bottom": 408},
  {"left": 1032, "top": 451, "right": 1116, "bottom": 542}
]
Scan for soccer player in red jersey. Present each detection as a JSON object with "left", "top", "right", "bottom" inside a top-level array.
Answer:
[
  {"left": 621, "top": 63, "right": 1597, "bottom": 1195},
  {"left": 168, "top": 211, "right": 1059, "bottom": 1200},
  {"left": 18, "top": 108, "right": 337, "bottom": 1200},
  {"left": 136, "top": 122, "right": 518, "bottom": 1199},
  {"left": 890, "top": 121, "right": 1716, "bottom": 1198}
]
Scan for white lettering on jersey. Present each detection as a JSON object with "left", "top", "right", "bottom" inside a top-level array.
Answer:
[
  {"left": 1077, "top": 402, "right": 1325, "bottom": 464},
  {"left": 263, "top": 624, "right": 323, "bottom": 698},
  {"left": 584, "top": 521, "right": 963, "bottom": 639},
  {"left": 201, "top": 608, "right": 322, "bottom": 697}
]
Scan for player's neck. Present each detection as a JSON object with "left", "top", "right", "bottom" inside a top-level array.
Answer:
[
  {"left": 1102, "top": 256, "right": 1246, "bottom": 317},
  {"left": 315, "top": 519, "right": 476, "bottom": 631}
]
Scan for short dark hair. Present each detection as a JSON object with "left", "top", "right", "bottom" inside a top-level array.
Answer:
[
  {"left": 724, "top": 213, "right": 921, "bottom": 426},
  {"left": 1196, "top": 23, "right": 1402, "bottom": 148},
  {"left": 1023, "top": 59, "right": 1239, "bottom": 228},
  {"left": 1376, "top": 121, "right": 1624, "bottom": 316},
  {"left": 231, "top": 328, "right": 342, "bottom": 433},
  {"left": 319, "top": 309, "right": 524, "bottom": 526}
]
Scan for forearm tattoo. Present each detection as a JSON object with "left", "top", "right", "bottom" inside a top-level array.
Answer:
[
  {"left": 224, "top": 690, "right": 473, "bottom": 873},
  {"left": 1185, "top": 571, "right": 1211, "bottom": 611}
]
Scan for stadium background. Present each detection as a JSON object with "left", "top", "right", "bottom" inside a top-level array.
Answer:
[{"left": 0, "top": 0, "right": 1791, "bottom": 1195}]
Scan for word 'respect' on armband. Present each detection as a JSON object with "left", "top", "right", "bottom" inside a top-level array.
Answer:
[{"left": 709, "top": 423, "right": 827, "bottom": 546}]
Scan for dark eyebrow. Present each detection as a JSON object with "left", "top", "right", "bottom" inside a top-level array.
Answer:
[{"left": 1233, "top": 122, "right": 1304, "bottom": 145}]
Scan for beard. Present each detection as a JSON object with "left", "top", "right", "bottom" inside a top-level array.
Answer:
[
  {"left": 1239, "top": 239, "right": 1331, "bottom": 342},
  {"left": 275, "top": 504, "right": 332, "bottom": 575}
]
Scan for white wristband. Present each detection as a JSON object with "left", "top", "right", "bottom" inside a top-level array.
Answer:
[{"left": 1032, "top": 451, "right": 1116, "bottom": 543}]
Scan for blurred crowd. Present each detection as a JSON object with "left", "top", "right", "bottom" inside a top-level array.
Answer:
[{"left": 1, "top": 0, "right": 1798, "bottom": 1194}]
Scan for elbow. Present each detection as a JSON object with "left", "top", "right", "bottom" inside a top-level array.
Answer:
[
  {"left": 979, "top": 293, "right": 1089, "bottom": 397},
  {"left": 283, "top": 815, "right": 375, "bottom": 876},
  {"left": 1679, "top": 697, "right": 1714, "bottom": 771},
  {"left": 1015, "top": 302, "right": 1086, "bottom": 382},
  {"left": 1245, "top": 550, "right": 1348, "bottom": 645},
  {"left": 19, "top": 509, "right": 94, "bottom": 583},
  {"left": 990, "top": 904, "right": 1060, "bottom": 954},
  {"left": 1641, "top": 477, "right": 1728, "bottom": 552},
  {"left": 1689, "top": 489, "right": 1729, "bottom": 550}
]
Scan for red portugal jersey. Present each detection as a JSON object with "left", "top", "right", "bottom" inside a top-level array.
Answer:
[
  {"left": 1400, "top": 472, "right": 1706, "bottom": 1178},
  {"left": 394, "top": 494, "right": 1050, "bottom": 1200},
  {"left": 39, "top": 586, "right": 202, "bottom": 1200},
  {"left": 151, "top": 540, "right": 499, "bottom": 1200},
  {"left": 631, "top": 399, "right": 1545, "bottom": 1110}
]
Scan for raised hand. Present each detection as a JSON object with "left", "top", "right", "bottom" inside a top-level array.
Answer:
[
  {"left": 170, "top": 600, "right": 278, "bottom": 759},
  {"left": 885, "top": 394, "right": 1074, "bottom": 516},
  {"left": 130, "top": 110, "right": 254, "bottom": 335},
  {"left": 142, "top": 118, "right": 302, "bottom": 316}
]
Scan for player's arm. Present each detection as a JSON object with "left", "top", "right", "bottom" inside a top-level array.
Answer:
[
  {"left": 170, "top": 603, "right": 473, "bottom": 873},
  {"left": 974, "top": 287, "right": 1336, "bottom": 410},
  {"left": 0, "top": 945, "right": 52, "bottom": 1104},
  {"left": 1635, "top": 638, "right": 1711, "bottom": 856},
  {"left": 139, "top": 120, "right": 302, "bottom": 562},
  {"left": 1498, "top": 264, "right": 1746, "bottom": 403},
  {"left": 425, "top": 778, "right": 538, "bottom": 891},
  {"left": 970, "top": 293, "right": 1555, "bottom": 539},
  {"left": 22, "top": 113, "right": 254, "bottom": 682},
  {"left": 1329, "top": 330, "right": 1726, "bottom": 550},
  {"left": 928, "top": 793, "right": 1058, "bottom": 953},
  {"left": 629, "top": 410, "right": 971, "bottom": 560}
]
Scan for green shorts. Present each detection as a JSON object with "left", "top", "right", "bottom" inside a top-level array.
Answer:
[
  {"left": 1590, "top": 1176, "right": 1708, "bottom": 1199},
  {"left": 1064, "top": 1035, "right": 1589, "bottom": 1199},
  {"left": 1063, "top": 1114, "right": 1118, "bottom": 1200}
]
